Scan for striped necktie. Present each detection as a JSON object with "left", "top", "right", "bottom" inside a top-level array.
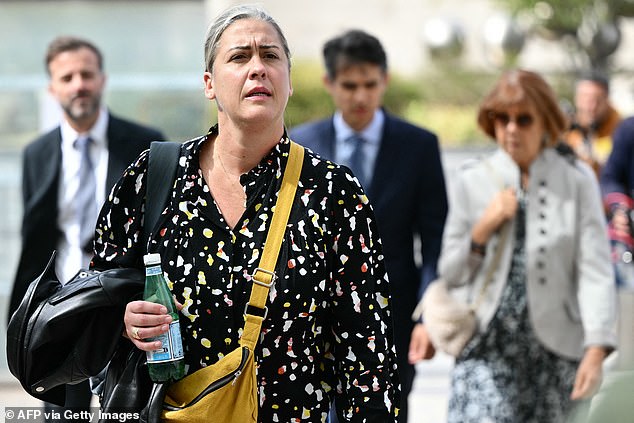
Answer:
[{"left": 74, "top": 136, "right": 98, "bottom": 253}]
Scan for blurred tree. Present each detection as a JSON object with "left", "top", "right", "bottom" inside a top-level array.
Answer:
[{"left": 497, "top": 0, "right": 634, "bottom": 73}]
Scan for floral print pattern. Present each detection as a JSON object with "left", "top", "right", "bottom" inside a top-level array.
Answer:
[
  {"left": 92, "top": 126, "right": 400, "bottom": 422},
  {"left": 448, "top": 195, "right": 580, "bottom": 423}
]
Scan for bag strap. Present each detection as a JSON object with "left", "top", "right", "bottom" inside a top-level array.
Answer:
[
  {"left": 240, "top": 141, "right": 304, "bottom": 350},
  {"left": 471, "top": 157, "right": 511, "bottom": 310},
  {"left": 471, "top": 223, "right": 510, "bottom": 311},
  {"left": 144, "top": 141, "right": 181, "bottom": 249}
]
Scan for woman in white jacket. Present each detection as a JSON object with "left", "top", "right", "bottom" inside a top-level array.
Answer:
[{"left": 440, "top": 69, "right": 617, "bottom": 423}]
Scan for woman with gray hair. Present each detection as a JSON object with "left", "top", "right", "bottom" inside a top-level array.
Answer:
[{"left": 92, "top": 4, "right": 400, "bottom": 421}]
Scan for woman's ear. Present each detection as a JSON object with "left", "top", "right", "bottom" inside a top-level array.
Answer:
[{"left": 203, "top": 71, "right": 215, "bottom": 100}]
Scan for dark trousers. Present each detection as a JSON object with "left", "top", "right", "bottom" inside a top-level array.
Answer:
[{"left": 43, "top": 381, "right": 94, "bottom": 423}]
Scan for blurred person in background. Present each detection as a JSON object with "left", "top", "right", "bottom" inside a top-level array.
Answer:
[
  {"left": 564, "top": 71, "right": 621, "bottom": 178},
  {"left": 290, "top": 29, "right": 448, "bottom": 422},
  {"left": 439, "top": 69, "right": 616, "bottom": 423},
  {"left": 588, "top": 114, "right": 634, "bottom": 423},
  {"left": 600, "top": 116, "right": 634, "bottom": 291},
  {"left": 7, "top": 36, "right": 164, "bottom": 422}
]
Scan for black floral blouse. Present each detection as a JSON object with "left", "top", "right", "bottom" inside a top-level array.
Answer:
[{"left": 92, "top": 126, "right": 400, "bottom": 422}]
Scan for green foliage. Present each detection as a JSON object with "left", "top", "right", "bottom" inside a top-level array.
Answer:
[
  {"left": 418, "top": 70, "right": 498, "bottom": 105},
  {"left": 493, "top": 0, "right": 630, "bottom": 70},
  {"left": 406, "top": 102, "right": 488, "bottom": 147},
  {"left": 495, "top": 0, "right": 587, "bottom": 35},
  {"left": 383, "top": 75, "right": 422, "bottom": 117},
  {"left": 403, "top": 70, "right": 498, "bottom": 146},
  {"left": 285, "top": 61, "right": 333, "bottom": 128}
]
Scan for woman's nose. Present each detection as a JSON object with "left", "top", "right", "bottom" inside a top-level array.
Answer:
[{"left": 249, "top": 57, "right": 266, "bottom": 79}]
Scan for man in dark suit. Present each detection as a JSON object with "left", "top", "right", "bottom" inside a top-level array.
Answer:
[
  {"left": 290, "top": 29, "right": 448, "bottom": 423},
  {"left": 8, "top": 36, "right": 164, "bottom": 421}
]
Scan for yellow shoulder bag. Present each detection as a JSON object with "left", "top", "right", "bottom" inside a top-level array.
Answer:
[{"left": 161, "top": 141, "right": 304, "bottom": 422}]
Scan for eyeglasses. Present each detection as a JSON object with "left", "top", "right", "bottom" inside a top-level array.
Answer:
[{"left": 490, "top": 112, "right": 534, "bottom": 128}]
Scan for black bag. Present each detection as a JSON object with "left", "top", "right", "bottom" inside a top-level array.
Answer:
[
  {"left": 98, "top": 340, "right": 167, "bottom": 422},
  {"left": 6, "top": 252, "right": 144, "bottom": 405},
  {"left": 6, "top": 141, "right": 181, "bottom": 413},
  {"left": 97, "top": 141, "right": 181, "bottom": 419}
]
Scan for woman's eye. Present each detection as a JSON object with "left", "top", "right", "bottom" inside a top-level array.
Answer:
[{"left": 230, "top": 54, "right": 247, "bottom": 61}]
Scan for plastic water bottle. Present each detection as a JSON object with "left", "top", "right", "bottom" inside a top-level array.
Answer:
[{"left": 143, "top": 253, "right": 185, "bottom": 382}]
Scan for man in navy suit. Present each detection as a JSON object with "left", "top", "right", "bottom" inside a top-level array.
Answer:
[
  {"left": 290, "top": 29, "right": 448, "bottom": 422},
  {"left": 8, "top": 36, "right": 164, "bottom": 421}
]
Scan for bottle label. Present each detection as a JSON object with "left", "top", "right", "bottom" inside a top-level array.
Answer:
[
  {"left": 146, "top": 321, "right": 185, "bottom": 363},
  {"left": 145, "top": 264, "right": 162, "bottom": 276}
]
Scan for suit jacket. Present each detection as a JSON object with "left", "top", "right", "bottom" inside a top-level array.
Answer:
[
  {"left": 600, "top": 116, "right": 634, "bottom": 197},
  {"left": 439, "top": 147, "right": 617, "bottom": 359},
  {"left": 290, "top": 112, "right": 448, "bottom": 341},
  {"left": 8, "top": 113, "right": 164, "bottom": 320}
]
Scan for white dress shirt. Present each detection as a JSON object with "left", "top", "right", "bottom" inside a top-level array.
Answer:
[{"left": 56, "top": 108, "right": 110, "bottom": 283}]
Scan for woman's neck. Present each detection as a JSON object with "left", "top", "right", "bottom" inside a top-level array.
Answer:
[{"left": 215, "top": 120, "right": 284, "bottom": 172}]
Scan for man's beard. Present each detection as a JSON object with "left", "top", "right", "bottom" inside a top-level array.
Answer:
[{"left": 63, "top": 94, "right": 100, "bottom": 124}]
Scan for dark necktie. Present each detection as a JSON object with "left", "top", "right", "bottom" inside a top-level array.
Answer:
[
  {"left": 345, "top": 134, "right": 367, "bottom": 187},
  {"left": 74, "top": 136, "right": 98, "bottom": 253}
]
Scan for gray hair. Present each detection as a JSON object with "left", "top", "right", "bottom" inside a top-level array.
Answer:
[{"left": 204, "top": 4, "right": 291, "bottom": 73}]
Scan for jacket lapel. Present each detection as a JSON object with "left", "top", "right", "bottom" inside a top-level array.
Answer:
[
  {"left": 33, "top": 130, "right": 63, "bottom": 207},
  {"left": 369, "top": 115, "right": 398, "bottom": 198},
  {"left": 320, "top": 120, "right": 337, "bottom": 160},
  {"left": 104, "top": 114, "right": 139, "bottom": 193}
]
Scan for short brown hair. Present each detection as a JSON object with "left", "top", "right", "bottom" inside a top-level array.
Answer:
[
  {"left": 45, "top": 36, "right": 103, "bottom": 75},
  {"left": 477, "top": 69, "right": 567, "bottom": 146}
]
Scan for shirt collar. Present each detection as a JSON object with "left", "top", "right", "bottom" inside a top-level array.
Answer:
[
  {"left": 333, "top": 109, "right": 384, "bottom": 146},
  {"left": 60, "top": 107, "right": 109, "bottom": 149}
]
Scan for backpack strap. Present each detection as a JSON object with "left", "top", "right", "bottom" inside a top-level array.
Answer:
[{"left": 144, "top": 141, "right": 181, "bottom": 249}]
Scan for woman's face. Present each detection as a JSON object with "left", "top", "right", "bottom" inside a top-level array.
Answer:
[
  {"left": 203, "top": 19, "right": 292, "bottom": 127},
  {"left": 492, "top": 103, "right": 544, "bottom": 171}
]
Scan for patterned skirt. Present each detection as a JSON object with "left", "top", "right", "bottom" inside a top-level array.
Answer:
[{"left": 447, "top": 201, "right": 581, "bottom": 423}]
